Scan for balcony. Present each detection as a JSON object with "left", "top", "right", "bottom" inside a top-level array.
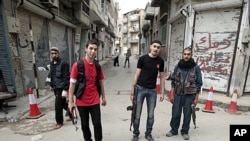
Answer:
[
  {"left": 145, "top": 2, "right": 155, "bottom": 20},
  {"left": 129, "top": 38, "right": 139, "bottom": 43},
  {"left": 129, "top": 27, "right": 139, "bottom": 32},
  {"left": 123, "top": 18, "right": 128, "bottom": 23},
  {"left": 122, "top": 27, "right": 128, "bottom": 33},
  {"left": 129, "top": 14, "right": 140, "bottom": 22},
  {"left": 73, "top": 2, "right": 90, "bottom": 28},
  {"left": 90, "top": 0, "right": 107, "bottom": 27}
]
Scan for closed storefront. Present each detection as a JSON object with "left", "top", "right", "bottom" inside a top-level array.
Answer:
[
  {"left": 193, "top": 8, "right": 241, "bottom": 92},
  {"left": 50, "top": 21, "right": 73, "bottom": 65}
]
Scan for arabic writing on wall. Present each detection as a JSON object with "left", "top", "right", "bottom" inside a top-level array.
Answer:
[{"left": 194, "top": 32, "right": 235, "bottom": 77}]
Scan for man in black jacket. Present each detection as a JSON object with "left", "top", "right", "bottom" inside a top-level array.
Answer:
[{"left": 45, "top": 47, "right": 71, "bottom": 129}]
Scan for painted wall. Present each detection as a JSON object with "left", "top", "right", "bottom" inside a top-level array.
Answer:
[{"left": 193, "top": 8, "right": 241, "bottom": 92}]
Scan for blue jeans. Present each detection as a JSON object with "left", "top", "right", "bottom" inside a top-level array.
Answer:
[
  {"left": 133, "top": 85, "right": 157, "bottom": 136},
  {"left": 170, "top": 94, "right": 195, "bottom": 135}
]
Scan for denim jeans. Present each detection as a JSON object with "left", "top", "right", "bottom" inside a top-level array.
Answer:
[
  {"left": 170, "top": 94, "right": 195, "bottom": 135},
  {"left": 77, "top": 104, "right": 102, "bottom": 141},
  {"left": 133, "top": 85, "right": 157, "bottom": 136}
]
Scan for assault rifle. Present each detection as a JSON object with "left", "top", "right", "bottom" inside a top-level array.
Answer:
[
  {"left": 127, "top": 87, "right": 137, "bottom": 131},
  {"left": 71, "top": 107, "right": 79, "bottom": 131},
  {"left": 191, "top": 104, "right": 200, "bottom": 129}
]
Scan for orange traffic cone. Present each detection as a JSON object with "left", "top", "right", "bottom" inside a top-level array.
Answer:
[
  {"left": 202, "top": 86, "right": 215, "bottom": 113},
  {"left": 156, "top": 73, "right": 160, "bottom": 94},
  {"left": 27, "top": 88, "right": 44, "bottom": 119},
  {"left": 226, "top": 89, "right": 238, "bottom": 113}
]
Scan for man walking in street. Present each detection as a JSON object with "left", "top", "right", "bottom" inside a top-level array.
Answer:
[
  {"left": 124, "top": 48, "right": 131, "bottom": 68},
  {"left": 166, "top": 47, "right": 203, "bottom": 140},
  {"left": 45, "top": 47, "right": 72, "bottom": 130},
  {"left": 130, "top": 40, "right": 165, "bottom": 141},
  {"left": 68, "top": 39, "right": 107, "bottom": 141},
  {"left": 113, "top": 48, "right": 120, "bottom": 67}
]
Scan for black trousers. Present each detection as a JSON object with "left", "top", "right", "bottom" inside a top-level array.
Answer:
[
  {"left": 113, "top": 56, "right": 119, "bottom": 66},
  {"left": 78, "top": 104, "right": 102, "bottom": 141},
  {"left": 54, "top": 88, "right": 71, "bottom": 124},
  {"left": 124, "top": 58, "right": 130, "bottom": 67}
]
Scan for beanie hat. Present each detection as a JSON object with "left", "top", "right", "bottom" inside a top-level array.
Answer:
[{"left": 50, "top": 47, "right": 59, "bottom": 52}]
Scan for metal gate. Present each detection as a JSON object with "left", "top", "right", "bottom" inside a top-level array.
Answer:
[{"left": 0, "top": 1, "right": 16, "bottom": 93}]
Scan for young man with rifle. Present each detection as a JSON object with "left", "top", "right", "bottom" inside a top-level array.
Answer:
[
  {"left": 68, "top": 39, "right": 107, "bottom": 141},
  {"left": 130, "top": 40, "right": 165, "bottom": 141}
]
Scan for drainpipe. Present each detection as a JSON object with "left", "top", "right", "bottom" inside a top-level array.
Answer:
[{"left": 20, "top": 0, "right": 77, "bottom": 29}]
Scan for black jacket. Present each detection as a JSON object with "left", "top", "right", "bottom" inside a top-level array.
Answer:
[{"left": 45, "top": 59, "right": 70, "bottom": 90}]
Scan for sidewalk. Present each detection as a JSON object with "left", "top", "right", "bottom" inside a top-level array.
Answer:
[{"left": 165, "top": 80, "right": 250, "bottom": 112}]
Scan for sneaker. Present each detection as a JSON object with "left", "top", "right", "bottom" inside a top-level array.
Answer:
[
  {"left": 145, "top": 135, "right": 154, "bottom": 141},
  {"left": 182, "top": 134, "right": 189, "bottom": 140},
  {"left": 131, "top": 136, "right": 138, "bottom": 141},
  {"left": 166, "top": 131, "right": 177, "bottom": 137}
]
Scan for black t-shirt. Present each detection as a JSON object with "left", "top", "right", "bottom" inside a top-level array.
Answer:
[{"left": 137, "top": 54, "right": 164, "bottom": 89}]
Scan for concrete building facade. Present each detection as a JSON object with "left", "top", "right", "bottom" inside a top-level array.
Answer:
[{"left": 0, "top": 0, "right": 119, "bottom": 98}]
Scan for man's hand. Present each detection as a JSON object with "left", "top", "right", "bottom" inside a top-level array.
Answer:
[
  {"left": 159, "top": 93, "right": 164, "bottom": 102},
  {"left": 101, "top": 97, "right": 107, "bottom": 106},
  {"left": 68, "top": 101, "right": 75, "bottom": 113},
  {"left": 62, "top": 90, "right": 68, "bottom": 97}
]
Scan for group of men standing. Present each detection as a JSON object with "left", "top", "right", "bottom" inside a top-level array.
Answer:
[{"left": 45, "top": 39, "right": 202, "bottom": 141}]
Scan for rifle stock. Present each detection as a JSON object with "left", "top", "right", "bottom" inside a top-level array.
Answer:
[
  {"left": 129, "top": 86, "right": 138, "bottom": 131},
  {"left": 72, "top": 107, "right": 79, "bottom": 131}
]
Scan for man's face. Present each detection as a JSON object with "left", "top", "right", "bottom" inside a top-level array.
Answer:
[
  {"left": 150, "top": 43, "right": 161, "bottom": 57},
  {"left": 50, "top": 51, "right": 59, "bottom": 61},
  {"left": 85, "top": 43, "right": 98, "bottom": 59},
  {"left": 183, "top": 50, "right": 192, "bottom": 61}
]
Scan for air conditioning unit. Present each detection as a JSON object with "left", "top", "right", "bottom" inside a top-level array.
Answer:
[{"left": 40, "top": 0, "right": 59, "bottom": 8}]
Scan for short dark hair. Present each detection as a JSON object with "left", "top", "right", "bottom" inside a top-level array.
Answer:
[
  {"left": 86, "top": 39, "right": 99, "bottom": 48},
  {"left": 151, "top": 40, "right": 162, "bottom": 46},
  {"left": 183, "top": 46, "right": 192, "bottom": 54}
]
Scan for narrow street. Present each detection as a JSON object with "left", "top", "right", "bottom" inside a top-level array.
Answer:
[{"left": 0, "top": 55, "right": 249, "bottom": 141}]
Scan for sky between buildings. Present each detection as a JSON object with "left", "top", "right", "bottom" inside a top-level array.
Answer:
[{"left": 115, "top": 0, "right": 150, "bottom": 17}]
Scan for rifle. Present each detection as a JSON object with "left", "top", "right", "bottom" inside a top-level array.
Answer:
[
  {"left": 127, "top": 86, "right": 137, "bottom": 131},
  {"left": 191, "top": 104, "right": 200, "bottom": 129},
  {"left": 71, "top": 107, "right": 79, "bottom": 131}
]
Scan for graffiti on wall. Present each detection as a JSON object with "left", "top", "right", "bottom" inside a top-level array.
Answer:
[{"left": 193, "top": 32, "right": 236, "bottom": 90}]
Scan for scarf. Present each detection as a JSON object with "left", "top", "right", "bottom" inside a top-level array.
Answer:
[{"left": 178, "top": 58, "right": 196, "bottom": 68}]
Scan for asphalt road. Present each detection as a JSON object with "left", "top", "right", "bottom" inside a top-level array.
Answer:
[{"left": 0, "top": 56, "right": 249, "bottom": 141}]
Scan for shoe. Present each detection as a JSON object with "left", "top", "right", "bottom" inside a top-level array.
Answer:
[
  {"left": 166, "top": 131, "right": 177, "bottom": 137},
  {"left": 131, "top": 135, "right": 138, "bottom": 141},
  {"left": 182, "top": 134, "right": 189, "bottom": 140},
  {"left": 54, "top": 124, "right": 63, "bottom": 129},
  {"left": 145, "top": 135, "right": 154, "bottom": 141}
]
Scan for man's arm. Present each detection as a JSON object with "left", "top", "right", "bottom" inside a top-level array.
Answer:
[
  {"left": 159, "top": 71, "right": 165, "bottom": 102},
  {"left": 68, "top": 81, "right": 76, "bottom": 111},
  {"left": 130, "top": 68, "right": 141, "bottom": 101},
  {"left": 99, "top": 80, "right": 106, "bottom": 106},
  {"left": 194, "top": 65, "right": 203, "bottom": 105}
]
